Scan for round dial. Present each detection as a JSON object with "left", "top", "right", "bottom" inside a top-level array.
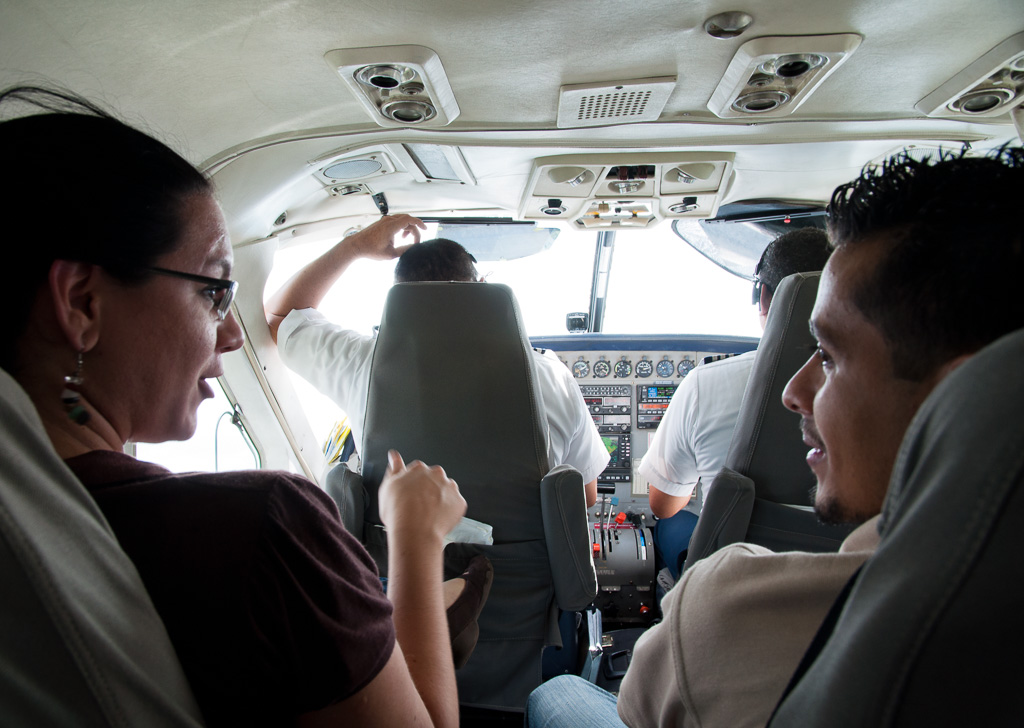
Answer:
[
  {"left": 656, "top": 359, "right": 675, "bottom": 378},
  {"left": 593, "top": 360, "right": 611, "bottom": 378},
  {"left": 677, "top": 358, "right": 696, "bottom": 378},
  {"left": 635, "top": 358, "right": 653, "bottom": 378},
  {"left": 614, "top": 359, "right": 632, "bottom": 378},
  {"left": 572, "top": 359, "right": 590, "bottom": 378}
]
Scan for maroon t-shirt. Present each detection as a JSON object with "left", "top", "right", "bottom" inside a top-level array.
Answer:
[{"left": 66, "top": 450, "right": 395, "bottom": 727}]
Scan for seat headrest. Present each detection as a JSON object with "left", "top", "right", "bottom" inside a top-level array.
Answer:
[
  {"left": 879, "top": 326, "right": 1024, "bottom": 536},
  {"left": 727, "top": 271, "right": 820, "bottom": 505},
  {"left": 360, "top": 281, "right": 549, "bottom": 491}
]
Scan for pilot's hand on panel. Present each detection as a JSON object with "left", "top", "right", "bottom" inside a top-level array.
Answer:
[
  {"left": 379, "top": 449, "right": 467, "bottom": 545},
  {"left": 346, "top": 214, "right": 425, "bottom": 260}
]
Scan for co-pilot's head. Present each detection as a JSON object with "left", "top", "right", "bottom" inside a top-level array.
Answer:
[{"left": 783, "top": 146, "right": 1024, "bottom": 524}]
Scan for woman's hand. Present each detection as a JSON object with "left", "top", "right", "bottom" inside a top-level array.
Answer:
[{"left": 378, "top": 450, "right": 466, "bottom": 545}]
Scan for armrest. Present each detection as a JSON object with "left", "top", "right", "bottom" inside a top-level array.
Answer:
[
  {"left": 324, "top": 465, "right": 366, "bottom": 540},
  {"left": 682, "top": 467, "right": 755, "bottom": 572},
  {"left": 540, "top": 465, "right": 598, "bottom": 611}
]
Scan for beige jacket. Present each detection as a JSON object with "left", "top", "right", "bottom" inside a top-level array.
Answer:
[{"left": 617, "top": 518, "right": 880, "bottom": 728}]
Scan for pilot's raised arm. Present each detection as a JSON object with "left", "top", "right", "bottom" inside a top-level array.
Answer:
[
  {"left": 265, "top": 213, "right": 426, "bottom": 343},
  {"left": 265, "top": 219, "right": 608, "bottom": 504}
]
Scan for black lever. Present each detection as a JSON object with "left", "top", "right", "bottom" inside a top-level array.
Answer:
[{"left": 371, "top": 192, "right": 389, "bottom": 216}]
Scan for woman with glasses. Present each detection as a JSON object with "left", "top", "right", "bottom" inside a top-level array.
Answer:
[{"left": 0, "top": 86, "right": 482, "bottom": 728}]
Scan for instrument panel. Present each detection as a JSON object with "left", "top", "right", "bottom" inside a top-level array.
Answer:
[{"left": 532, "top": 334, "right": 759, "bottom": 524}]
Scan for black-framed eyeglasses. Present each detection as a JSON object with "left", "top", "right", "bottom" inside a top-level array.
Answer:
[{"left": 145, "top": 266, "right": 238, "bottom": 320}]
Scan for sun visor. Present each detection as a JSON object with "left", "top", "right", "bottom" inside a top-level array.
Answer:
[
  {"left": 672, "top": 200, "right": 826, "bottom": 279},
  {"left": 435, "top": 222, "right": 559, "bottom": 262}
]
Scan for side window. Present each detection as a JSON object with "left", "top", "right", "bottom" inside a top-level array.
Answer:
[{"left": 134, "top": 380, "right": 260, "bottom": 473}]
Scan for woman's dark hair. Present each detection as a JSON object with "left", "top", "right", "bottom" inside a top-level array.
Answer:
[
  {"left": 827, "top": 145, "right": 1024, "bottom": 381},
  {"left": 0, "top": 86, "right": 211, "bottom": 371}
]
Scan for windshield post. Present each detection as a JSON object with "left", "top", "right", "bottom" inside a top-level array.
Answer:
[{"left": 588, "top": 230, "right": 616, "bottom": 332}]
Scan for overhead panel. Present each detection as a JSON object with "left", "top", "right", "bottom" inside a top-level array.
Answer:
[
  {"left": 916, "top": 32, "right": 1024, "bottom": 119},
  {"left": 324, "top": 45, "right": 460, "bottom": 127},
  {"left": 519, "top": 153, "right": 735, "bottom": 229},
  {"left": 707, "top": 34, "right": 862, "bottom": 118}
]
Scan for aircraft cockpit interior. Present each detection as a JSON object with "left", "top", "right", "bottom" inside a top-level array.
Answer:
[{"left": 2, "top": 0, "right": 1023, "bottom": 724}]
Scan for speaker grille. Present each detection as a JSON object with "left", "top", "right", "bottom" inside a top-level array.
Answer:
[{"left": 557, "top": 77, "right": 675, "bottom": 128}]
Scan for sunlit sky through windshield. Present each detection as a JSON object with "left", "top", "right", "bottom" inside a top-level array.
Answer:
[
  {"left": 263, "top": 221, "right": 763, "bottom": 445},
  {"left": 141, "top": 221, "right": 763, "bottom": 474}
]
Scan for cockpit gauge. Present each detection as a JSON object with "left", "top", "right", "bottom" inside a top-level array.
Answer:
[
  {"left": 635, "top": 358, "right": 653, "bottom": 378},
  {"left": 572, "top": 357, "right": 590, "bottom": 379},
  {"left": 593, "top": 359, "right": 611, "bottom": 378},
  {"left": 614, "top": 358, "right": 632, "bottom": 378},
  {"left": 677, "top": 357, "right": 696, "bottom": 378},
  {"left": 656, "top": 358, "right": 675, "bottom": 378}
]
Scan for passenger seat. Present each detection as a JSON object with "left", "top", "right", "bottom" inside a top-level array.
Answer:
[{"left": 0, "top": 369, "right": 204, "bottom": 727}]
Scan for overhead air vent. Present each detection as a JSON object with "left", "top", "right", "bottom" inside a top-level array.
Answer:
[
  {"left": 557, "top": 77, "right": 676, "bottom": 128},
  {"left": 708, "top": 34, "right": 861, "bottom": 119},
  {"left": 916, "top": 32, "right": 1024, "bottom": 119},
  {"left": 324, "top": 45, "right": 460, "bottom": 127}
]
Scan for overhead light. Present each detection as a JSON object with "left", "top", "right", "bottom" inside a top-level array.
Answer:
[
  {"left": 672, "top": 163, "right": 717, "bottom": 183},
  {"left": 548, "top": 166, "right": 593, "bottom": 187},
  {"left": 916, "top": 32, "right": 1024, "bottom": 119},
  {"left": 311, "top": 151, "right": 396, "bottom": 187},
  {"left": 707, "top": 34, "right": 862, "bottom": 118},
  {"left": 324, "top": 45, "right": 460, "bottom": 127},
  {"left": 323, "top": 158, "right": 384, "bottom": 180}
]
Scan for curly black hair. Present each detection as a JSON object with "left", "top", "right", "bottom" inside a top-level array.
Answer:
[{"left": 826, "top": 145, "right": 1024, "bottom": 380}]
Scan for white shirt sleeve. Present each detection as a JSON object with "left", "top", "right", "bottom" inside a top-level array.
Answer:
[
  {"left": 638, "top": 370, "right": 702, "bottom": 497},
  {"left": 277, "top": 308, "right": 376, "bottom": 447},
  {"left": 532, "top": 351, "right": 610, "bottom": 483}
]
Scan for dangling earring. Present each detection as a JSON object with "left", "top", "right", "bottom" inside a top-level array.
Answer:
[{"left": 61, "top": 351, "right": 90, "bottom": 426}]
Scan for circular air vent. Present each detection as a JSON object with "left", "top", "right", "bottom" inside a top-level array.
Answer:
[
  {"left": 759, "top": 54, "right": 826, "bottom": 79},
  {"left": 732, "top": 90, "right": 791, "bottom": 113},
  {"left": 950, "top": 87, "right": 1015, "bottom": 114},
  {"left": 380, "top": 98, "right": 437, "bottom": 123},
  {"left": 322, "top": 158, "right": 384, "bottom": 180},
  {"left": 355, "top": 64, "right": 416, "bottom": 89}
]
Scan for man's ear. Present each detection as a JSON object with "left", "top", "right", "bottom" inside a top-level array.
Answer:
[
  {"left": 759, "top": 284, "right": 774, "bottom": 318},
  {"left": 48, "top": 260, "right": 103, "bottom": 352}
]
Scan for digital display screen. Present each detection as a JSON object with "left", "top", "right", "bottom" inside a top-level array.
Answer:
[
  {"left": 643, "top": 385, "right": 675, "bottom": 399},
  {"left": 601, "top": 435, "right": 621, "bottom": 464}
]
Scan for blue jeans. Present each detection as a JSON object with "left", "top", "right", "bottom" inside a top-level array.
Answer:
[
  {"left": 525, "top": 675, "right": 626, "bottom": 728},
  {"left": 654, "top": 509, "right": 699, "bottom": 580}
]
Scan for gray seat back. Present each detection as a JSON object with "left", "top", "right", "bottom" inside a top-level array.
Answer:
[
  {"left": 684, "top": 273, "right": 852, "bottom": 570},
  {"left": 768, "top": 327, "right": 1024, "bottom": 727},
  {"left": 356, "top": 282, "right": 595, "bottom": 711},
  {"left": 0, "top": 369, "right": 204, "bottom": 727}
]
